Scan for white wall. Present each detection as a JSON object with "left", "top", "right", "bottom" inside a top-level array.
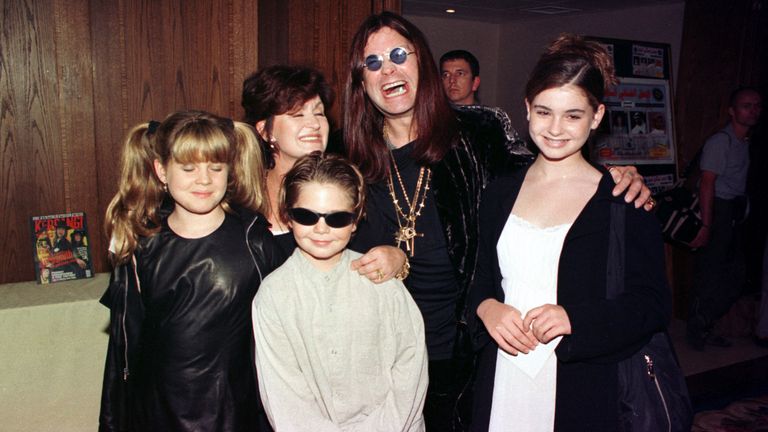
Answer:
[
  {"left": 407, "top": 15, "right": 501, "bottom": 106},
  {"left": 408, "top": 1, "right": 685, "bottom": 134},
  {"left": 497, "top": 2, "right": 686, "bottom": 132}
]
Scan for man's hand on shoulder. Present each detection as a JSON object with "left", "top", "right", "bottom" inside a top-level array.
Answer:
[{"left": 608, "top": 165, "right": 654, "bottom": 210}]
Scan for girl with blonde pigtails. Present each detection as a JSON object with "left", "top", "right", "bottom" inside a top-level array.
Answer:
[{"left": 99, "top": 110, "right": 283, "bottom": 432}]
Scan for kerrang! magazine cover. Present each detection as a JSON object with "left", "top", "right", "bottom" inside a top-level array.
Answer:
[{"left": 30, "top": 212, "right": 94, "bottom": 284}]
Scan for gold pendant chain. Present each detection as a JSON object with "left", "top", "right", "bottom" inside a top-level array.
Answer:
[{"left": 384, "top": 123, "right": 431, "bottom": 256}]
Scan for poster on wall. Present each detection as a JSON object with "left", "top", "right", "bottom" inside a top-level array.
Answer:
[
  {"left": 591, "top": 77, "right": 676, "bottom": 166},
  {"left": 588, "top": 36, "right": 677, "bottom": 193},
  {"left": 632, "top": 45, "right": 665, "bottom": 78}
]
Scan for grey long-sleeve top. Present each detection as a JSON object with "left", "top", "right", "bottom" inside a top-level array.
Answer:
[{"left": 252, "top": 249, "right": 428, "bottom": 431}]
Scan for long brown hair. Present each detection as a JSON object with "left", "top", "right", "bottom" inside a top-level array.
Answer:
[
  {"left": 105, "top": 110, "right": 265, "bottom": 264},
  {"left": 343, "top": 11, "right": 457, "bottom": 182}
]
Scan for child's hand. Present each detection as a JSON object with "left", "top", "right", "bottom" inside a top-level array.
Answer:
[
  {"left": 477, "top": 299, "right": 538, "bottom": 355},
  {"left": 350, "top": 246, "right": 407, "bottom": 284},
  {"left": 523, "top": 304, "right": 571, "bottom": 344}
]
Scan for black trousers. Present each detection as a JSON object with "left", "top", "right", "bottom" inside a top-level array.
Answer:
[
  {"left": 688, "top": 198, "right": 746, "bottom": 335},
  {"left": 424, "top": 357, "right": 474, "bottom": 432}
]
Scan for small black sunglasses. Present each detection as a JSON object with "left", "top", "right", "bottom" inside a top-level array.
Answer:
[
  {"left": 363, "top": 47, "right": 414, "bottom": 72},
  {"left": 287, "top": 208, "right": 356, "bottom": 228}
]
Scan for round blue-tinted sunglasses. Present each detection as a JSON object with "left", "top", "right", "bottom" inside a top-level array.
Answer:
[
  {"left": 363, "top": 47, "right": 415, "bottom": 71},
  {"left": 288, "top": 208, "right": 356, "bottom": 228}
]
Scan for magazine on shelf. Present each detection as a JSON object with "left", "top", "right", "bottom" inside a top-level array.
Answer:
[{"left": 30, "top": 212, "right": 94, "bottom": 284}]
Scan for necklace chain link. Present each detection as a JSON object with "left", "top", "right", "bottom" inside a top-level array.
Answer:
[{"left": 384, "top": 124, "right": 431, "bottom": 256}]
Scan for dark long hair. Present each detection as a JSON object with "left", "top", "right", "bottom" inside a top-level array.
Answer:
[
  {"left": 525, "top": 34, "right": 617, "bottom": 109},
  {"left": 343, "top": 11, "right": 457, "bottom": 182}
]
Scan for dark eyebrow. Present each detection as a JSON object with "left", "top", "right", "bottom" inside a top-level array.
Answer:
[{"left": 532, "top": 104, "right": 586, "bottom": 114}]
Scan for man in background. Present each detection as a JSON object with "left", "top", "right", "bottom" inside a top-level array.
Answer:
[
  {"left": 440, "top": 50, "right": 481, "bottom": 106},
  {"left": 687, "top": 87, "right": 763, "bottom": 350}
]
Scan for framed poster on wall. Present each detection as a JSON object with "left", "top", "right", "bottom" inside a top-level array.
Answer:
[
  {"left": 590, "top": 77, "right": 675, "bottom": 165},
  {"left": 587, "top": 36, "right": 678, "bottom": 193}
]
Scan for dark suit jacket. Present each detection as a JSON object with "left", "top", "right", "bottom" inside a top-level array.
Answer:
[{"left": 467, "top": 165, "right": 671, "bottom": 431}]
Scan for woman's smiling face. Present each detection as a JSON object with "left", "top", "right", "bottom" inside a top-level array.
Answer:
[{"left": 265, "top": 95, "right": 329, "bottom": 167}]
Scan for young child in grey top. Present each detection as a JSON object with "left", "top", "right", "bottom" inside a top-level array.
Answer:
[{"left": 252, "top": 152, "right": 427, "bottom": 431}]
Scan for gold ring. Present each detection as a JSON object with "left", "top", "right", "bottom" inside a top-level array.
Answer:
[
  {"left": 375, "top": 269, "right": 384, "bottom": 281},
  {"left": 646, "top": 198, "right": 656, "bottom": 209}
]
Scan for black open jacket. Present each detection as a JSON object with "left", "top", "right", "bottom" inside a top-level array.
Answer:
[{"left": 467, "top": 166, "right": 671, "bottom": 431}]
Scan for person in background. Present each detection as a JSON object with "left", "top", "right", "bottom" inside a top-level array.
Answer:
[
  {"left": 341, "top": 12, "right": 652, "bottom": 431},
  {"left": 253, "top": 152, "right": 428, "bottom": 431},
  {"left": 440, "top": 50, "right": 481, "bottom": 106},
  {"left": 687, "top": 87, "right": 763, "bottom": 350},
  {"left": 468, "top": 34, "right": 671, "bottom": 432},
  {"left": 242, "top": 65, "right": 406, "bottom": 282},
  {"left": 99, "top": 110, "right": 282, "bottom": 431}
]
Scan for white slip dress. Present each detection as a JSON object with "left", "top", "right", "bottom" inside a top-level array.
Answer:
[{"left": 488, "top": 214, "right": 572, "bottom": 432}]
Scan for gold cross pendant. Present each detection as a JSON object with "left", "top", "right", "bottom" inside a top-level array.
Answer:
[{"left": 395, "top": 226, "right": 423, "bottom": 255}]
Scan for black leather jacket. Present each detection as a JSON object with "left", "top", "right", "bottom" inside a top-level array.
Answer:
[{"left": 98, "top": 206, "right": 284, "bottom": 432}]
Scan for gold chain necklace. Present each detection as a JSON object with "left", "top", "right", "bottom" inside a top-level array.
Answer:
[{"left": 384, "top": 124, "right": 431, "bottom": 256}]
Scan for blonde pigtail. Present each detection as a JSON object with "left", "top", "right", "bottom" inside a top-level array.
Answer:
[
  {"left": 104, "top": 123, "right": 164, "bottom": 265},
  {"left": 228, "top": 121, "right": 267, "bottom": 214}
]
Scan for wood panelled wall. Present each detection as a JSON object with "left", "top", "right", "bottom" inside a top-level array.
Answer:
[
  {"left": 0, "top": 0, "right": 398, "bottom": 284},
  {"left": 671, "top": 0, "right": 767, "bottom": 315}
]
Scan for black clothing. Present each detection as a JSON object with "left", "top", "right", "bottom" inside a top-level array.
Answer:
[
  {"left": 273, "top": 231, "right": 298, "bottom": 260},
  {"left": 337, "top": 105, "right": 532, "bottom": 431},
  {"left": 423, "top": 359, "right": 456, "bottom": 430},
  {"left": 688, "top": 197, "right": 746, "bottom": 338},
  {"left": 468, "top": 167, "right": 671, "bottom": 431},
  {"left": 99, "top": 207, "right": 284, "bottom": 432},
  {"left": 52, "top": 237, "right": 71, "bottom": 253},
  {"left": 352, "top": 142, "right": 459, "bottom": 360},
  {"left": 345, "top": 107, "right": 531, "bottom": 360}
]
